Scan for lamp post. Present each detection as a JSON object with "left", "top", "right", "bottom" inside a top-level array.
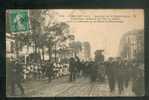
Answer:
[{"left": 55, "top": 43, "right": 57, "bottom": 63}]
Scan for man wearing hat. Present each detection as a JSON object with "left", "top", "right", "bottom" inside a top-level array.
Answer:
[
  {"left": 11, "top": 59, "right": 24, "bottom": 96},
  {"left": 69, "top": 57, "right": 77, "bottom": 82},
  {"left": 105, "top": 57, "right": 116, "bottom": 92}
]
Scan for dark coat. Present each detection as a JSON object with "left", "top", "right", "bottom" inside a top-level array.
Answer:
[
  {"left": 132, "top": 75, "right": 144, "bottom": 96},
  {"left": 12, "top": 62, "right": 23, "bottom": 82},
  {"left": 69, "top": 58, "right": 77, "bottom": 73},
  {"left": 46, "top": 63, "right": 53, "bottom": 76},
  {"left": 105, "top": 62, "right": 114, "bottom": 76}
]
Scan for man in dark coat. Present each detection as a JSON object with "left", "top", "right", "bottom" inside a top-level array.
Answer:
[
  {"left": 46, "top": 61, "right": 54, "bottom": 82},
  {"left": 123, "top": 60, "right": 130, "bottom": 89},
  {"left": 79, "top": 60, "right": 85, "bottom": 77},
  {"left": 74, "top": 55, "right": 81, "bottom": 78},
  {"left": 69, "top": 57, "right": 77, "bottom": 82},
  {"left": 132, "top": 63, "right": 144, "bottom": 96},
  {"left": 89, "top": 61, "right": 97, "bottom": 82},
  {"left": 116, "top": 58, "right": 125, "bottom": 94},
  {"left": 11, "top": 60, "right": 24, "bottom": 96},
  {"left": 105, "top": 57, "right": 116, "bottom": 92}
]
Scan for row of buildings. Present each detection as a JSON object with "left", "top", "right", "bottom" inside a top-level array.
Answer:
[{"left": 119, "top": 29, "right": 144, "bottom": 62}]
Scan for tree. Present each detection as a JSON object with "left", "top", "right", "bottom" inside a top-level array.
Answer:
[
  {"left": 45, "top": 22, "right": 71, "bottom": 62},
  {"left": 29, "top": 10, "right": 45, "bottom": 63},
  {"left": 12, "top": 10, "right": 73, "bottom": 63}
]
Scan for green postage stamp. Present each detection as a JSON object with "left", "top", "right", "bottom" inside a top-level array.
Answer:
[{"left": 9, "top": 10, "right": 30, "bottom": 32}]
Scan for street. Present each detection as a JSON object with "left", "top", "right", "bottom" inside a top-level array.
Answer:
[{"left": 9, "top": 76, "right": 135, "bottom": 97}]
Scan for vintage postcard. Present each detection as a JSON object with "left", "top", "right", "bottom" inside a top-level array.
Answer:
[{"left": 6, "top": 9, "right": 144, "bottom": 97}]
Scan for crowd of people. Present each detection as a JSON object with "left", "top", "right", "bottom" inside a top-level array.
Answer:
[
  {"left": 8, "top": 54, "right": 144, "bottom": 96},
  {"left": 104, "top": 57, "right": 144, "bottom": 95},
  {"left": 68, "top": 55, "right": 144, "bottom": 96},
  {"left": 22, "top": 62, "right": 69, "bottom": 81}
]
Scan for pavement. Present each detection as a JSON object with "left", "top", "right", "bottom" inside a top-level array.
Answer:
[{"left": 7, "top": 76, "right": 135, "bottom": 97}]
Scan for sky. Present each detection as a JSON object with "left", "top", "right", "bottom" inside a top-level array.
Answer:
[{"left": 47, "top": 9, "right": 144, "bottom": 59}]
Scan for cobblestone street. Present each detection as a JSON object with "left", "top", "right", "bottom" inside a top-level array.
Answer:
[{"left": 7, "top": 76, "right": 135, "bottom": 97}]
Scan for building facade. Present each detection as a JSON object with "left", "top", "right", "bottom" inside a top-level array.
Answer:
[
  {"left": 119, "top": 29, "right": 144, "bottom": 61},
  {"left": 6, "top": 33, "right": 16, "bottom": 59}
]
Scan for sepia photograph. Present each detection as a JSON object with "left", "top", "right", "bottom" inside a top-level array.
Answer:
[{"left": 6, "top": 9, "right": 144, "bottom": 97}]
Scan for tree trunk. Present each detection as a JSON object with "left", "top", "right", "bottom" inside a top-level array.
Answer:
[
  {"left": 42, "top": 47, "right": 45, "bottom": 61},
  {"left": 55, "top": 44, "right": 56, "bottom": 63},
  {"left": 34, "top": 40, "right": 38, "bottom": 63},
  {"left": 48, "top": 47, "right": 50, "bottom": 62},
  {"left": 35, "top": 40, "right": 37, "bottom": 54},
  {"left": 26, "top": 45, "right": 29, "bottom": 66}
]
